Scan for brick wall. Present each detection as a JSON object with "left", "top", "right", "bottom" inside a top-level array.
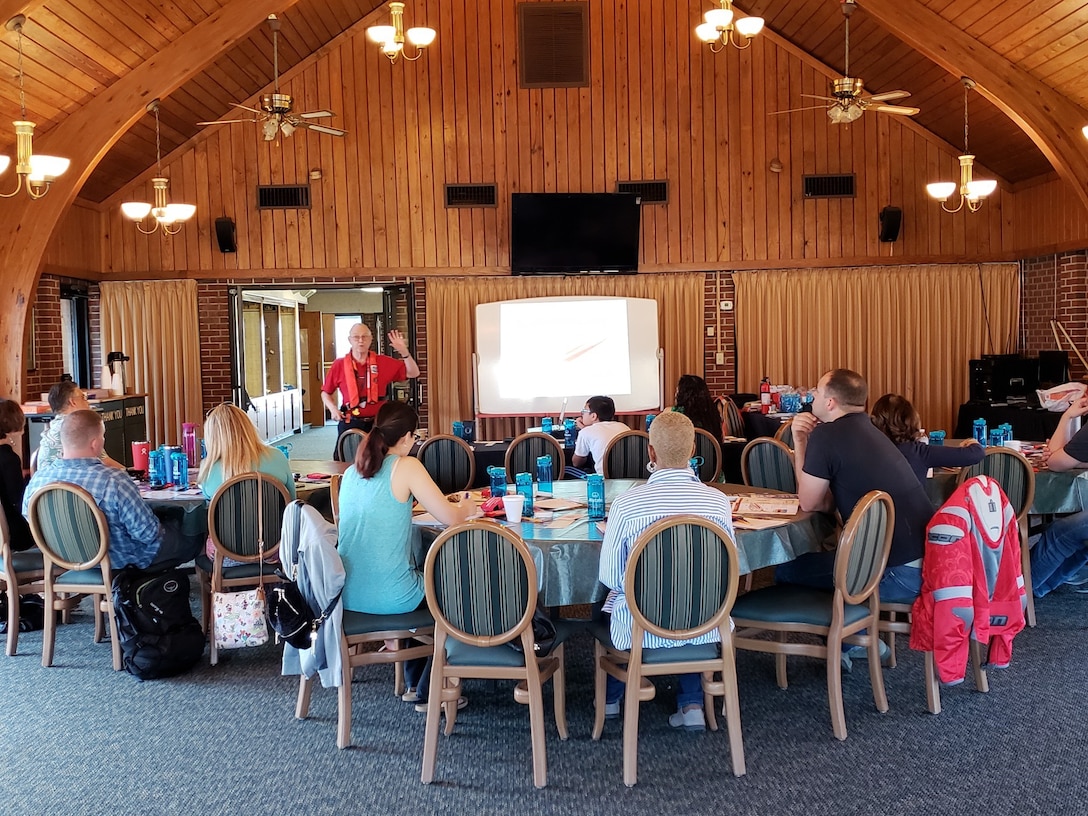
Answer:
[
  {"left": 1020, "top": 250, "right": 1088, "bottom": 379},
  {"left": 702, "top": 272, "right": 737, "bottom": 398}
]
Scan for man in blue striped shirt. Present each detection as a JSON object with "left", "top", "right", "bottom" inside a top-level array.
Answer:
[
  {"left": 24, "top": 410, "right": 174, "bottom": 570},
  {"left": 599, "top": 410, "right": 735, "bottom": 731}
]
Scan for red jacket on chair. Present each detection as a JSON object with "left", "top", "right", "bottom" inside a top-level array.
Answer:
[{"left": 909, "top": 475, "right": 1026, "bottom": 684}]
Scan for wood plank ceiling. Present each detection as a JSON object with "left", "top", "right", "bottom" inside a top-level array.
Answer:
[{"left": 0, "top": 0, "right": 1084, "bottom": 205}]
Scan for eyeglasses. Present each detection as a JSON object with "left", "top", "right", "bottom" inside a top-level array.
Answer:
[
  {"left": 580, "top": 408, "right": 592, "bottom": 414},
  {"left": 348, "top": 334, "right": 370, "bottom": 341}
]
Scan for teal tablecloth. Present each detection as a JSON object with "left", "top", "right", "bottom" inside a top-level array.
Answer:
[{"left": 927, "top": 468, "right": 1088, "bottom": 515}]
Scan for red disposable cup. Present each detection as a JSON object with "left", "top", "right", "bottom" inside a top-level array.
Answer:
[{"left": 131, "top": 441, "right": 150, "bottom": 472}]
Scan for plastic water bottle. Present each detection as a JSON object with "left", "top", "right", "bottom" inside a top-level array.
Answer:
[
  {"left": 645, "top": 414, "right": 656, "bottom": 432},
  {"left": 587, "top": 475, "right": 605, "bottom": 521},
  {"left": 928, "top": 431, "right": 946, "bottom": 446},
  {"left": 148, "top": 450, "right": 166, "bottom": 488},
  {"left": 972, "top": 418, "right": 988, "bottom": 447},
  {"left": 536, "top": 455, "right": 553, "bottom": 494},
  {"left": 452, "top": 421, "right": 464, "bottom": 439},
  {"left": 170, "top": 452, "right": 189, "bottom": 489},
  {"left": 563, "top": 418, "right": 577, "bottom": 449},
  {"left": 488, "top": 466, "right": 507, "bottom": 498},
  {"left": 541, "top": 417, "right": 553, "bottom": 434},
  {"left": 181, "top": 422, "right": 198, "bottom": 465},
  {"left": 515, "top": 472, "right": 534, "bottom": 518}
]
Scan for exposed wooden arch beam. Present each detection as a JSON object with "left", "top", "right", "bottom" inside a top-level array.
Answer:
[
  {"left": 0, "top": 0, "right": 301, "bottom": 398},
  {"left": 859, "top": 0, "right": 1088, "bottom": 213}
]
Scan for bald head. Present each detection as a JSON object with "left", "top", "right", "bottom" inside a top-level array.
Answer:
[
  {"left": 649, "top": 410, "right": 696, "bottom": 470},
  {"left": 347, "top": 323, "right": 373, "bottom": 358},
  {"left": 61, "top": 409, "right": 105, "bottom": 459}
]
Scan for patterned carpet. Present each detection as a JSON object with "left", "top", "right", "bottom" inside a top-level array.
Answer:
[{"left": 0, "top": 586, "right": 1085, "bottom": 815}]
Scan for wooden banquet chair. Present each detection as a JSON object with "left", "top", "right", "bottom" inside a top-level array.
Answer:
[
  {"left": 26, "top": 482, "right": 122, "bottom": 670},
  {"left": 693, "top": 428, "right": 723, "bottom": 483},
  {"left": 774, "top": 419, "right": 795, "bottom": 450},
  {"left": 336, "top": 429, "right": 367, "bottom": 463},
  {"left": 197, "top": 472, "right": 292, "bottom": 665},
  {"left": 329, "top": 473, "right": 343, "bottom": 524},
  {"left": 955, "top": 447, "right": 1037, "bottom": 626},
  {"left": 602, "top": 430, "right": 651, "bottom": 480},
  {"left": 505, "top": 432, "right": 566, "bottom": 484},
  {"left": 717, "top": 396, "right": 746, "bottom": 439},
  {"left": 421, "top": 521, "right": 569, "bottom": 789},
  {"left": 417, "top": 433, "right": 476, "bottom": 494},
  {"left": 740, "top": 437, "right": 797, "bottom": 493},
  {"left": 591, "top": 515, "right": 745, "bottom": 786},
  {"left": 0, "top": 509, "right": 46, "bottom": 656},
  {"left": 731, "top": 490, "right": 894, "bottom": 740}
]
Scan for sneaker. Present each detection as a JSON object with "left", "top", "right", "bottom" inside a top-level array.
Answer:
[
  {"left": 604, "top": 700, "right": 621, "bottom": 719},
  {"left": 668, "top": 706, "right": 706, "bottom": 732},
  {"left": 844, "top": 640, "right": 892, "bottom": 667},
  {"left": 401, "top": 687, "right": 421, "bottom": 703},
  {"left": 415, "top": 696, "right": 469, "bottom": 713}
]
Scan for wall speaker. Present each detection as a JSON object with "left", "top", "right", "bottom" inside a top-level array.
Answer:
[
  {"left": 214, "top": 217, "right": 237, "bottom": 253},
  {"left": 878, "top": 206, "right": 902, "bottom": 243}
]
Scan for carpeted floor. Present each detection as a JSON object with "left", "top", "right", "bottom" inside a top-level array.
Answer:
[
  {"left": 285, "top": 423, "right": 338, "bottom": 462},
  {"left": 1, "top": 586, "right": 1086, "bottom": 815}
]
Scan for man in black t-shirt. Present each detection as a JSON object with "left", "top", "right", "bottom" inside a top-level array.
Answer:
[
  {"left": 1029, "top": 395, "right": 1088, "bottom": 596},
  {"left": 776, "top": 369, "right": 934, "bottom": 605}
]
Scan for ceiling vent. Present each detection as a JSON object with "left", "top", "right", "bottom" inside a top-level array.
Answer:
[
  {"left": 617, "top": 180, "right": 669, "bottom": 204},
  {"left": 802, "top": 174, "right": 856, "bottom": 199},
  {"left": 445, "top": 183, "right": 498, "bottom": 208},
  {"left": 257, "top": 184, "right": 311, "bottom": 209},
  {"left": 518, "top": 2, "right": 589, "bottom": 88}
]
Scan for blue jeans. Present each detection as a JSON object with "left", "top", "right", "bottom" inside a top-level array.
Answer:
[
  {"left": 774, "top": 551, "right": 922, "bottom": 604},
  {"left": 607, "top": 672, "right": 703, "bottom": 709},
  {"left": 1030, "top": 510, "right": 1088, "bottom": 597}
]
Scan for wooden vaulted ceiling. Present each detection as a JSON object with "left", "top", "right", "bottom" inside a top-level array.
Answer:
[{"left": 0, "top": 0, "right": 1086, "bottom": 206}]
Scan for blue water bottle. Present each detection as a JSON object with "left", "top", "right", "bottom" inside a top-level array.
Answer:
[
  {"left": 972, "top": 418, "right": 988, "bottom": 447},
  {"left": 452, "top": 420, "right": 464, "bottom": 439},
  {"left": 645, "top": 414, "right": 656, "bottom": 432},
  {"left": 541, "top": 417, "right": 553, "bottom": 434},
  {"left": 536, "top": 455, "right": 553, "bottom": 494},
  {"left": 587, "top": 475, "right": 605, "bottom": 520},
  {"left": 1001, "top": 423, "right": 1014, "bottom": 444},
  {"left": 170, "top": 452, "right": 189, "bottom": 489},
  {"left": 488, "top": 466, "right": 507, "bottom": 498},
  {"left": 563, "top": 418, "right": 577, "bottom": 449},
  {"left": 148, "top": 450, "right": 166, "bottom": 488},
  {"left": 515, "top": 472, "right": 534, "bottom": 518},
  {"left": 928, "top": 430, "right": 946, "bottom": 446},
  {"left": 988, "top": 429, "right": 1002, "bottom": 448}
]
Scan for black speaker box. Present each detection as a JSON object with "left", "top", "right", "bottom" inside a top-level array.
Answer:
[
  {"left": 878, "top": 206, "right": 902, "bottom": 243},
  {"left": 214, "top": 217, "right": 237, "bottom": 253}
]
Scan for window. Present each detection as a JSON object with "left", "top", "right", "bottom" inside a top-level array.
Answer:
[{"left": 59, "top": 285, "right": 92, "bottom": 388}]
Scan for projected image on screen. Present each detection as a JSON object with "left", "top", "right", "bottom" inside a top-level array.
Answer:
[{"left": 497, "top": 300, "right": 631, "bottom": 398}]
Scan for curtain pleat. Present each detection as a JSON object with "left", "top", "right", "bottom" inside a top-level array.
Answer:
[
  {"left": 100, "top": 280, "right": 204, "bottom": 446},
  {"left": 734, "top": 264, "right": 1020, "bottom": 432},
  {"left": 426, "top": 275, "right": 703, "bottom": 439}
]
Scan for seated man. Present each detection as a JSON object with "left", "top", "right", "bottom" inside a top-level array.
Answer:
[
  {"left": 23, "top": 410, "right": 196, "bottom": 571},
  {"left": 36, "top": 381, "right": 123, "bottom": 471},
  {"left": 598, "top": 410, "right": 735, "bottom": 731},
  {"left": 572, "top": 395, "right": 630, "bottom": 475},
  {"left": 1029, "top": 395, "right": 1088, "bottom": 596},
  {"left": 781, "top": 369, "right": 935, "bottom": 616}
]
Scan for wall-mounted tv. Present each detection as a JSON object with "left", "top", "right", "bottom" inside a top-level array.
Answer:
[{"left": 510, "top": 192, "right": 641, "bottom": 274}]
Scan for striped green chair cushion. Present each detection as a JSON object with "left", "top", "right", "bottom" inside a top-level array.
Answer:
[
  {"left": 507, "top": 435, "right": 563, "bottom": 483},
  {"left": 962, "top": 454, "right": 1031, "bottom": 516},
  {"left": 33, "top": 489, "right": 104, "bottom": 565},
  {"left": 418, "top": 438, "right": 474, "bottom": 494},
  {"left": 431, "top": 527, "right": 530, "bottom": 638},
  {"left": 746, "top": 442, "right": 797, "bottom": 493},
  {"left": 732, "top": 584, "right": 872, "bottom": 627},
  {"left": 842, "top": 497, "right": 891, "bottom": 597},
  {"left": 337, "top": 431, "right": 366, "bottom": 463},
  {"left": 604, "top": 433, "right": 650, "bottom": 480},
  {"left": 692, "top": 432, "right": 721, "bottom": 482},
  {"left": 723, "top": 398, "right": 745, "bottom": 438},
  {"left": 632, "top": 524, "right": 731, "bottom": 632},
  {"left": 777, "top": 422, "right": 795, "bottom": 449},
  {"left": 211, "top": 478, "right": 288, "bottom": 559}
]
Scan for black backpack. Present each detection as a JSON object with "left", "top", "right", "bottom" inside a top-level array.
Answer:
[{"left": 111, "top": 567, "right": 205, "bottom": 680}]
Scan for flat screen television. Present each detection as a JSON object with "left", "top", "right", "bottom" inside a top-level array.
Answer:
[{"left": 510, "top": 192, "right": 641, "bottom": 274}]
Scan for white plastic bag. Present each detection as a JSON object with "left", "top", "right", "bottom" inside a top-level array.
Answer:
[{"left": 1036, "top": 382, "right": 1087, "bottom": 412}]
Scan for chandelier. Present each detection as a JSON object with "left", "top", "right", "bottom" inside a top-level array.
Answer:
[
  {"left": 695, "top": 0, "right": 764, "bottom": 52},
  {"left": 366, "top": 2, "right": 436, "bottom": 63},
  {"left": 926, "top": 78, "right": 997, "bottom": 214},
  {"left": 120, "top": 100, "right": 196, "bottom": 236},
  {"left": 0, "top": 15, "right": 70, "bottom": 199}
]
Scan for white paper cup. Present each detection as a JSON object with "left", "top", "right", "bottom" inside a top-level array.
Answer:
[{"left": 502, "top": 495, "right": 525, "bottom": 523}]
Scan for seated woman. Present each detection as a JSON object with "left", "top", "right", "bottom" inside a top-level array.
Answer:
[
  {"left": 871, "top": 393, "right": 983, "bottom": 486},
  {"left": 674, "top": 374, "right": 724, "bottom": 448},
  {"left": 0, "top": 398, "right": 33, "bottom": 551},
  {"left": 338, "top": 401, "right": 476, "bottom": 711},
  {"left": 200, "top": 403, "right": 297, "bottom": 564}
]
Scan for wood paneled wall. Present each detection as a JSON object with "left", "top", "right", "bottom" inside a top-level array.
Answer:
[
  {"left": 43, "top": 203, "right": 102, "bottom": 275},
  {"left": 91, "top": 0, "right": 1080, "bottom": 277}
]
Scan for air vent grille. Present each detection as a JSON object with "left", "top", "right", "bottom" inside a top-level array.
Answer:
[
  {"left": 617, "top": 180, "right": 668, "bottom": 204},
  {"left": 257, "top": 185, "right": 311, "bottom": 209},
  {"left": 445, "top": 183, "right": 498, "bottom": 208},
  {"left": 802, "top": 174, "right": 855, "bottom": 199},
  {"left": 518, "top": 2, "right": 589, "bottom": 88}
]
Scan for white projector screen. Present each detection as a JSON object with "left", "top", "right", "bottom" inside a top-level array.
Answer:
[{"left": 475, "top": 296, "right": 660, "bottom": 415}]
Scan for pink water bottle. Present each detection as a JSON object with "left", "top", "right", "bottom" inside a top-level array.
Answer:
[{"left": 182, "top": 422, "right": 198, "bottom": 465}]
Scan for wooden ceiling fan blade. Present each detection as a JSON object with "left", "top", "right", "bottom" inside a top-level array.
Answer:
[
  {"left": 799, "top": 93, "right": 836, "bottom": 101},
  {"left": 874, "top": 104, "right": 920, "bottom": 115},
  {"left": 197, "top": 118, "right": 254, "bottom": 126},
  {"left": 231, "top": 102, "right": 265, "bottom": 114},
  {"left": 769, "top": 104, "right": 832, "bottom": 115},
  {"left": 298, "top": 110, "right": 335, "bottom": 119},
  {"left": 305, "top": 123, "right": 348, "bottom": 137},
  {"left": 868, "top": 90, "right": 911, "bottom": 102}
]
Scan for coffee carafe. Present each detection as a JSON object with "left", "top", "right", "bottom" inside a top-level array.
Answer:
[{"left": 106, "top": 351, "right": 130, "bottom": 395}]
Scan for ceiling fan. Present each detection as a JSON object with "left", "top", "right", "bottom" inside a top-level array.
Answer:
[
  {"left": 771, "top": 0, "right": 919, "bottom": 124},
  {"left": 198, "top": 15, "right": 346, "bottom": 141}
]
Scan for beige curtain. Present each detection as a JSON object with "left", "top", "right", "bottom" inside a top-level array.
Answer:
[
  {"left": 734, "top": 264, "right": 1020, "bottom": 432},
  {"left": 100, "top": 280, "right": 203, "bottom": 446},
  {"left": 426, "top": 274, "right": 704, "bottom": 439}
]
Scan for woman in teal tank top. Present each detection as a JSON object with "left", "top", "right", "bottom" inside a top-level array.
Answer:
[{"left": 338, "top": 402, "right": 476, "bottom": 707}]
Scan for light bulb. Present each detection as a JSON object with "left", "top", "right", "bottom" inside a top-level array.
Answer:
[
  {"left": 735, "top": 16, "right": 764, "bottom": 37},
  {"left": 367, "top": 25, "right": 395, "bottom": 44},
  {"left": 121, "top": 202, "right": 153, "bottom": 220},
  {"left": 406, "top": 27, "right": 436, "bottom": 47},
  {"left": 926, "top": 182, "right": 956, "bottom": 201},
  {"left": 704, "top": 8, "right": 734, "bottom": 28}
]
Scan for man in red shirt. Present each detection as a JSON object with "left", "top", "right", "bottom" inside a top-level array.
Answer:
[{"left": 321, "top": 324, "right": 419, "bottom": 451}]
